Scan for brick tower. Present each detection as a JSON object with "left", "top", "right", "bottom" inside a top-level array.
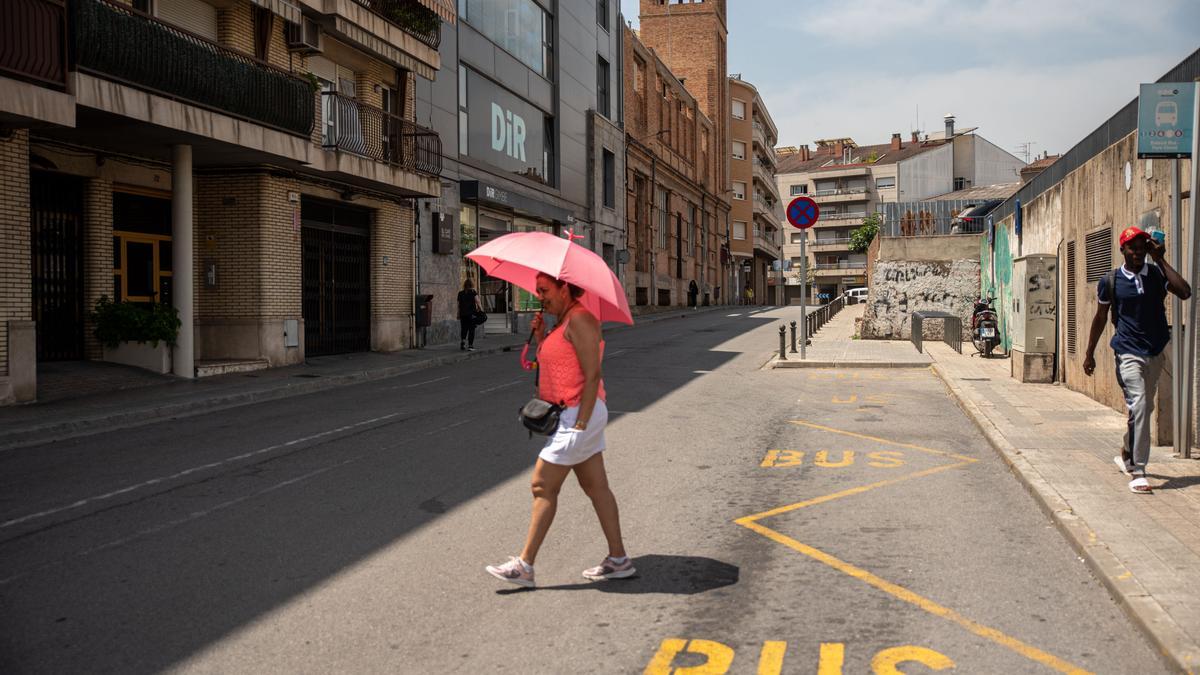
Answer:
[{"left": 638, "top": 0, "right": 729, "bottom": 191}]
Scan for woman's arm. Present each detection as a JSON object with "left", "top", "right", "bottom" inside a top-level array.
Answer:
[{"left": 566, "top": 311, "right": 602, "bottom": 429}]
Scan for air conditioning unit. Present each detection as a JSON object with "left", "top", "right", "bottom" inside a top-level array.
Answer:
[{"left": 286, "top": 16, "right": 322, "bottom": 54}]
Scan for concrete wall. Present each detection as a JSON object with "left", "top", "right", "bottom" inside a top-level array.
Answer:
[
  {"left": 898, "top": 144, "right": 952, "bottom": 201},
  {"left": 878, "top": 234, "right": 981, "bottom": 262},
  {"left": 973, "top": 135, "right": 1025, "bottom": 187},
  {"left": 862, "top": 259, "right": 980, "bottom": 340}
]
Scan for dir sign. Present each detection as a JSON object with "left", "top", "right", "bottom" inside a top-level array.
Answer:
[
  {"left": 1137, "top": 82, "right": 1195, "bottom": 158},
  {"left": 786, "top": 197, "right": 820, "bottom": 229}
]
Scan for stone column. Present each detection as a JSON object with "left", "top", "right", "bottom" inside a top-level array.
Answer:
[{"left": 172, "top": 145, "right": 194, "bottom": 378}]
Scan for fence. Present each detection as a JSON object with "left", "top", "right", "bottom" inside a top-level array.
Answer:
[
  {"left": 322, "top": 91, "right": 442, "bottom": 176},
  {"left": 1, "top": 0, "right": 68, "bottom": 89},
  {"left": 806, "top": 294, "right": 844, "bottom": 338},
  {"left": 880, "top": 200, "right": 993, "bottom": 237},
  {"left": 352, "top": 0, "right": 442, "bottom": 49}
]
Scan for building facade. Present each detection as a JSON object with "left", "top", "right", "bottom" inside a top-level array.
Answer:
[
  {"left": 0, "top": 0, "right": 450, "bottom": 404},
  {"left": 775, "top": 119, "right": 1025, "bottom": 303},
  {"left": 728, "top": 76, "right": 780, "bottom": 305},
  {"left": 622, "top": 25, "right": 723, "bottom": 307},
  {"left": 412, "top": 0, "right": 625, "bottom": 343}
]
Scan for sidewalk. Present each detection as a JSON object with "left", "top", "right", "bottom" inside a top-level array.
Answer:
[
  {"left": 0, "top": 305, "right": 724, "bottom": 451},
  {"left": 924, "top": 343, "right": 1200, "bottom": 673},
  {"left": 770, "top": 303, "right": 933, "bottom": 368}
]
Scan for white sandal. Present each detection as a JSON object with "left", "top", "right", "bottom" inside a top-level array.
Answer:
[
  {"left": 1113, "top": 455, "right": 1133, "bottom": 476},
  {"left": 1128, "top": 476, "right": 1152, "bottom": 494}
]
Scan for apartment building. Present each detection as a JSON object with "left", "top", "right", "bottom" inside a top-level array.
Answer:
[
  {"left": 634, "top": 0, "right": 732, "bottom": 306},
  {"left": 412, "top": 0, "right": 626, "bottom": 342},
  {"left": 622, "top": 25, "right": 723, "bottom": 307},
  {"left": 775, "top": 117, "right": 1025, "bottom": 302},
  {"left": 0, "top": 0, "right": 449, "bottom": 404},
  {"left": 728, "top": 75, "right": 780, "bottom": 305}
]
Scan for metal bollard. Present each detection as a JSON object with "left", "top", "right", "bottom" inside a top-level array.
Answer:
[
  {"left": 789, "top": 321, "right": 798, "bottom": 353},
  {"left": 779, "top": 325, "right": 788, "bottom": 360}
]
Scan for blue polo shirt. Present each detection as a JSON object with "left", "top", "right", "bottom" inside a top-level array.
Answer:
[{"left": 1097, "top": 263, "right": 1171, "bottom": 356}]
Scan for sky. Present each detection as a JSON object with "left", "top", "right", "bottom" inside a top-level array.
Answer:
[{"left": 619, "top": 0, "right": 1200, "bottom": 161}]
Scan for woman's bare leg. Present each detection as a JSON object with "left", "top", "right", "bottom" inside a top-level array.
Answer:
[
  {"left": 519, "top": 458, "right": 573, "bottom": 564},
  {"left": 573, "top": 453, "right": 626, "bottom": 558}
]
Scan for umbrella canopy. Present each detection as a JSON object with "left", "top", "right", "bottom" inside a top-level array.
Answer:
[{"left": 466, "top": 231, "right": 633, "bottom": 325}]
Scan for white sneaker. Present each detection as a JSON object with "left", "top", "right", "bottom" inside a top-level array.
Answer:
[{"left": 486, "top": 557, "right": 535, "bottom": 587}]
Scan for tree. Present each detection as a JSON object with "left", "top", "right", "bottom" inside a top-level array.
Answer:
[{"left": 849, "top": 212, "right": 882, "bottom": 253}]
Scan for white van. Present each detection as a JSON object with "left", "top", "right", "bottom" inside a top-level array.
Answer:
[{"left": 845, "top": 287, "right": 868, "bottom": 304}]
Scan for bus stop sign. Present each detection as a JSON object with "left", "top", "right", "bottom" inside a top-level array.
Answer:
[{"left": 787, "top": 197, "right": 820, "bottom": 229}]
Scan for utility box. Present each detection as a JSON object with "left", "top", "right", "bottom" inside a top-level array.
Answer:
[
  {"left": 415, "top": 294, "right": 434, "bottom": 328},
  {"left": 1011, "top": 254, "right": 1057, "bottom": 383}
]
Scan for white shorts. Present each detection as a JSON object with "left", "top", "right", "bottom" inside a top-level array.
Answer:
[{"left": 538, "top": 399, "right": 608, "bottom": 466}]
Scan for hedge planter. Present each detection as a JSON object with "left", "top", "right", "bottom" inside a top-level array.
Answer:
[{"left": 103, "top": 341, "right": 172, "bottom": 374}]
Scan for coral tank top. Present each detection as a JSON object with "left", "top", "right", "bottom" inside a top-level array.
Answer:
[{"left": 537, "top": 312, "right": 606, "bottom": 407}]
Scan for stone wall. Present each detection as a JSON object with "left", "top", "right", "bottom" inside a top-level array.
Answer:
[{"left": 861, "top": 259, "right": 980, "bottom": 340}]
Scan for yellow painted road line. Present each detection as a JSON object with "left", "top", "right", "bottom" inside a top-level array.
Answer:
[
  {"left": 787, "top": 419, "right": 979, "bottom": 463},
  {"left": 738, "top": 462, "right": 971, "bottom": 522},
  {"left": 737, "top": 518, "right": 1091, "bottom": 674}
]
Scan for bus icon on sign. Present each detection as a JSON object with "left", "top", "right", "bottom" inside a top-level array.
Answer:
[{"left": 1155, "top": 101, "right": 1178, "bottom": 126}]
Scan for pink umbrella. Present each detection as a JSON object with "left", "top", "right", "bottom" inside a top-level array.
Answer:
[{"left": 466, "top": 230, "right": 633, "bottom": 325}]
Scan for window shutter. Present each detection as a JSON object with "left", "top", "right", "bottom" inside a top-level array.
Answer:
[{"left": 156, "top": 0, "right": 218, "bottom": 41}]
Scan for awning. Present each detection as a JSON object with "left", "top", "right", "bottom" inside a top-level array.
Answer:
[
  {"left": 249, "top": 0, "right": 301, "bottom": 24},
  {"left": 416, "top": 0, "right": 456, "bottom": 25}
]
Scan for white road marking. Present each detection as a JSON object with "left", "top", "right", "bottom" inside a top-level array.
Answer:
[
  {"left": 425, "top": 419, "right": 471, "bottom": 436},
  {"left": 0, "top": 413, "right": 400, "bottom": 531},
  {"left": 479, "top": 379, "right": 523, "bottom": 393},
  {"left": 606, "top": 349, "right": 628, "bottom": 358},
  {"left": 0, "top": 461, "right": 351, "bottom": 586},
  {"left": 726, "top": 313, "right": 743, "bottom": 317},
  {"left": 389, "top": 376, "right": 450, "bottom": 390}
]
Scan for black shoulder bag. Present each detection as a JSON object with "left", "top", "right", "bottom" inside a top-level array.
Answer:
[{"left": 518, "top": 321, "right": 563, "bottom": 437}]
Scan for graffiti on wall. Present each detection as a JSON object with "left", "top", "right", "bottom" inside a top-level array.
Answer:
[{"left": 861, "top": 260, "right": 980, "bottom": 339}]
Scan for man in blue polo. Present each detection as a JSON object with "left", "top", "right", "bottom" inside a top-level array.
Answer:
[{"left": 1083, "top": 226, "right": 1191, "bottom": 494}]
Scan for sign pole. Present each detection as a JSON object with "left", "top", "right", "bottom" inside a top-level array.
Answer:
[
  {"left": 800, "top": 235, "right": 808, "bottom": 359},
  {"left": 1171, "top": 158, "right": 1183, "bottom": 456},
  {"left": 1184, "top": 86, "right": 1200, "bottom": 458}
]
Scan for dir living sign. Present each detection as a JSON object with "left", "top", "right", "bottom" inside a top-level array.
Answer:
[{"left": 1137, "top": 82, "right": 1195, "bottom": 158}]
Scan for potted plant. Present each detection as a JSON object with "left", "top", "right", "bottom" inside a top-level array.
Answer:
[{"left": 91, "top": 296, "right": 181, "bottom": 374}]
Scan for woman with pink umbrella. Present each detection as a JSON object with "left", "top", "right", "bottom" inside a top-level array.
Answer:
[{"left": 471, "top": 232, "right": 635, "bottom": 588}]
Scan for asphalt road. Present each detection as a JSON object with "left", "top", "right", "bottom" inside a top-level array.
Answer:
[{"left": 0, "top": 307, "right": 1165, "bottom": 673}]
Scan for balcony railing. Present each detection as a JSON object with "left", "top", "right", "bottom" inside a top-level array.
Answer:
[
  {"left": 1, "top": 0, "right": 68, "bottom": 89},
  {"left": 811, "top": 237, "right": 853, "bottom": 246},
  {"left": 72, "top": 0, "right": 314, "bottom": 136},
  {"left": 813, "top": 187, "right": 868, "bottom": 197},
  {"left": 322, "top": 91, "right": 442, "bottom": 177},
  {"left": 821, "top": 211, "right": 867, "bottom": 221},
  {"left": 352, "top": 0, "right": 442, "bottom": 50},
  {"left": 815, "top": 261, "right": 867, "bottom": 270}
]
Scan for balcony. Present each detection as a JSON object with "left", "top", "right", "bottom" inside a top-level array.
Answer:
[
  {"left": 753, "top": 231, "right": 780, "bottom": 258},
  {"left": 819, "top": 210, "right": 868, "bottom": 222},
  {"left": 810, "top": 237, "right": 853, "bottom": 250},
  {"left": 814, "top": 261, "right": 867, "bottom": 276},
  {"left": 352, "top": 0, "right": 442, "bottom": 50},
  {"left": 752, "top": 158, "right": 780, "bottom": 200},
  {"left": 753, "top": 193, "right": 780, "bottom": 226},
  {"left": 2, "top": 0, "right": 67, "bottom": 90},
  {"left": 73, "top": 0, "right": 314, "bottom": 137},
  {"left": 811, "top": 186, "right": 869, "bottom": 204},
  {"left": 752, "top": 121, "right": 775, "bottom": 164},
  {"left": 322, "top": 91, "right": 441, "bottom": 176}
]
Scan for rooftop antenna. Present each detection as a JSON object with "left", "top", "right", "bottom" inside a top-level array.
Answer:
[{"left": 1014, "top": 141, "right": 1036, "bottom": 163}]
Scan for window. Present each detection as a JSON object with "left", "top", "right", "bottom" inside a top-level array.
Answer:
[
  {"left": 733, "top": 220, "right": 747, "bottom": 240},
  {"left": 790, "top": 232, "right": 805, "bottom": 243},
  {"left": 597, "top": 0, "right": 608, "bottom": 30},
  {"left": 789, "top": 184, "right": 808, "bottom": 196},
  {"left": 112, "top": 192, "right": 173, "bottom": 305},
  {"left": 875, "top": 176, "right": 896, "bottom": 189},
  {"left": 953, "top": 177, "right": 968, "bottom": 191},
  {"left": 602, "top": 149, "right": 615, "bottom": 208},
  {"left": 690, "top": 203, "right": 699, "bottom": 258},
  {"left": 457, "top": 65, "right": 468, "bottom": 155},
  {"left": 657, "top": 187, "right": 670, "bottom": 249},
  {"left": 632, "top": 57, "right": 644, "bottom": 92},
  {"left": 597, "top": 56, "right": 610, "bottom": 118},
  {"left": 732, "top": 141, "right": 746, "bottom": 160},
  {"left": 732, "top": 99, "right": 746, "bottom": 120},
  {"left": 732, "top": 181, "right": 746, "bottom": 200},
  {"left": 459, "top": 0, "right": 553, "bottom": 78}
]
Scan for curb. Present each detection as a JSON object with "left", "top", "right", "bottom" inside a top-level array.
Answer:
[
  {"left": 0, "top": 305, "right": 730, "bottom": 452},
  {"left": 770, "top": 358, "right": 931, "bottom": 369},
  {"left": 930, "top": 362, "right": 1200, "bottom": 675}
]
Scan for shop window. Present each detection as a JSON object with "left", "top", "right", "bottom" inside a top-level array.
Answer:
[{"left": 111, "top": 191, "right": 172, "bottom": 305}]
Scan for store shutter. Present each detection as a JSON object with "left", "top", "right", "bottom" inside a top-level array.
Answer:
[{"left": 156, "top": 0, "right": 219, "bottom": 41}]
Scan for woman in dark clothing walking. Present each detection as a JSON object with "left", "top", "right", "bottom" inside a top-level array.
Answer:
[{"left": 458, "top": 279, "right": 483, "bottom": 350}]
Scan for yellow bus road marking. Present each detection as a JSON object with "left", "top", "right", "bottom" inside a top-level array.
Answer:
[
  {"left": 735, "top": 419, "right": 1089, "bottom": 674},
  {"left": 787, "top": 419, "right": 978, "bottom": 464},
  {"left": 645, "top": 639, "right": 955, "bottom": 675}
]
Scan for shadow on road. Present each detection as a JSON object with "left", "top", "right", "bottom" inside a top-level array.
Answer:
[{"left": 496, "top": 554, "right": 739, "bottom": 595}]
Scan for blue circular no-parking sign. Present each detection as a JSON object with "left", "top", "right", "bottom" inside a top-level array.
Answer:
[{"left": 786, "top": 197, "right": 820, "bottom": 229}]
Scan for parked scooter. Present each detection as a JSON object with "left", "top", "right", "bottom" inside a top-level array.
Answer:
[{"left": 971, "top": 297, "right": 1000, "bottom": 357}]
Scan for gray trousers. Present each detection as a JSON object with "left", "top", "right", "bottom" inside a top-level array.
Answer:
[{"left": 1114, "top": 352, "right": 1165, "bottom": 468}]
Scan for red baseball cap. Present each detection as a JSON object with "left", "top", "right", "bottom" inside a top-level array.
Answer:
[{"left": 1119, "top": 226, "right": 1151, "bottom": 248}]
